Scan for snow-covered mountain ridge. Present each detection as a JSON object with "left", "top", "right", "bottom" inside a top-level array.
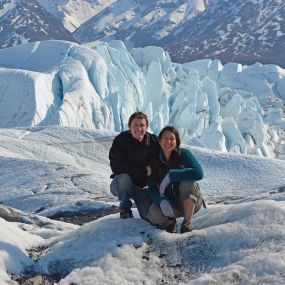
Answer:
[
  {"left": 73, "top": 0, "right": 285, "bottom": 67},
  {"left": 0, "top": 40, "right": 284, "bottom": 159},
  {"left": 0, "top": 0, "right": 76, "bottom": 48},
  {"left": 0, "top": 0, "right": 284, "bottom": 67},
  {"left": 37, "top": 0, "right": 117, "bottom": 32}
]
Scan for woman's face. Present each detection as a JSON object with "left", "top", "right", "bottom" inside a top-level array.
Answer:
[{"left": 159, "top": 130, "right": 177, "bottom": 155}]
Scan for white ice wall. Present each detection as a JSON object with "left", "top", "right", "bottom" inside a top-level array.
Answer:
[{"left": 0, "top": 40, "right": 284, "bottom": 159}]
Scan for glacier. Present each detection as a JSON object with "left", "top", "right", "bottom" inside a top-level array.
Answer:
[{"left": 0, "top": 40, "right": 284, "bottom": 159}]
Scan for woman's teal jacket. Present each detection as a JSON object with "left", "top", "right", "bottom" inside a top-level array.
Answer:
[{"left": 147, "top": 148, "right": 203, "bottom": 205}]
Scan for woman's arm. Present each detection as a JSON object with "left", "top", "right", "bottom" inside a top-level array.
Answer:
[{"left": 168, "top": 148, "right": 203, "bottom": 181}]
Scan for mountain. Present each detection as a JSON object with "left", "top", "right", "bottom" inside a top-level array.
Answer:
[
  {"left": 73, "top": 0, "right": 285, "bottom": 67},
  {"left": 0, "top": 0, "right": 284, "bottom": 67},
  {"left": 0, "top": 40, "right": 284, "bottom": 160},
  {"left": 0, "top": 0, "right": 76, "bottom": 48},
  {"left": 73, "top": 0, "right": 207, "bottom": 49},
  {"left": 164, "top": 0, "right": 285, "bottom": 67},
  {"left": 37, "top": 0, "right": 117, "bottom": 32}
]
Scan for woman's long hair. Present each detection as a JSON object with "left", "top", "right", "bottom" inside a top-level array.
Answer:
[{"left": 153, "top": 126, "right": 182, "bottom": 182}]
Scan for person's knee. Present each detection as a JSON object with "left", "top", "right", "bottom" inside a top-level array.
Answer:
[
  {"left": 147, "top": 203, "right": 177, "bottom": 231},
  {"left": 179, "top": 181, "right": 203, "bottom": 214},
  {"left": 179, "top": 181, "right": 200, "bottom": 202},
  {"left": 110, "top": 173, "right": 134, "bottom": 196},
  {"left": 116, "top": 173, "right": 133, "bottom": 188},
  {"left": 147, "top": 203, "right": 168, "bottom": 226}
]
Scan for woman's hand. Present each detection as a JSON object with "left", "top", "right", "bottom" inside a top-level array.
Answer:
[
  {"left": 160, "top": 199, "right": 175, "bottom": 217},
  {"left": 159, "top": 173, "right": 171, "bottom": 195}
]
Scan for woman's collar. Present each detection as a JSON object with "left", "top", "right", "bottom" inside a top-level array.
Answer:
[{"left": 159, "top": 150, "right": 169, "bottom": 164}]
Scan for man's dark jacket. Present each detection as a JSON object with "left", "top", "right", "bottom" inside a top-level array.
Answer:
[{"left": 109, "top": 130, "right": 160, "bottom": 187}]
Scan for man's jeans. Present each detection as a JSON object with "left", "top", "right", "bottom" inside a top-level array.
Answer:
[{"left": 110, "top": 173, "right": 152, "bottom": 221}]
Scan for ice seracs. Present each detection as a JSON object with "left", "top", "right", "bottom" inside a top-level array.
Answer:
[{"left": 0, "top": 40, "right": 284, "bottom": 159}]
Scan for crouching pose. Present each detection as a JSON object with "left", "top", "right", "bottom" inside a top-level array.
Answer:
[
  {"left": 147, "top": 126, "right": 205, "bottom": 233},
  {"left": 109, "top": 112, "right": 159, "bottom": 219}
]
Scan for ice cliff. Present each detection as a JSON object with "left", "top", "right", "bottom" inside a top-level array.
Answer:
[{"left": 0, "top": 40, "right": 284, "bottom": 159}]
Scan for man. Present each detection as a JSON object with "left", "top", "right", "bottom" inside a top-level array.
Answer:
[{"left": 109, "top": 112, "right": 160, "bottom": 219}]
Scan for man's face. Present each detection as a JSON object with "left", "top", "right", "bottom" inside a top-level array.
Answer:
[{"left": 129, "top": 117, "right": 148, "bottom": 141}]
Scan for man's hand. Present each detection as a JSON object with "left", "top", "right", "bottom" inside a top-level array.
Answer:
[
  {"left": 146, "top": 166, "right": 152, "bottom": 176},
  {"left": 159, "top": 173, "right": 171, "bottom": 195},
  {"left": 160, "top": 199, "right": 175, "bottom": 217}
]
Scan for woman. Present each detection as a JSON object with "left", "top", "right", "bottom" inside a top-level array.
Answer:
[{"left": 147, "top": 126, "right": 204, "bottom": 233}]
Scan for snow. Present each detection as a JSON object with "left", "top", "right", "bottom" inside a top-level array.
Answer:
[
  {"left": 0, "top": 0, "right": 17, "bottom": 19},
  {"left": 37, "top": 0, "right": 117, "bottom": 32},
  {"left": 0, "top": 126, "right": 285, "bottom": 284},
  {"left": 156, "top": 0, "right": 207, "bottom": 39}
]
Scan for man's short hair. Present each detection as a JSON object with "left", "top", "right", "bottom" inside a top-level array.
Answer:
[{"left": 128, "top": 111, "right": 148, "bottom": 127}]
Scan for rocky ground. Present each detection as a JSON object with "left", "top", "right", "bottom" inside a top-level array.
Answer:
[
  {"left": 51, "top": 205, "right": 119, "bottom": 225},
  {"left": 10, "top": 273, "right": 59, "bottom": 285}
]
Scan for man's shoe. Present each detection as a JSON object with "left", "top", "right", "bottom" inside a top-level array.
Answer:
[
  {"left": 120, "top": 210, "right": 133, "bottom": 219},
  {"left": 180, "top": 219, "right": 193, "bottom": 234},
  {"left": 166, "top": 218, "right": 177, "bottom": 233}
]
